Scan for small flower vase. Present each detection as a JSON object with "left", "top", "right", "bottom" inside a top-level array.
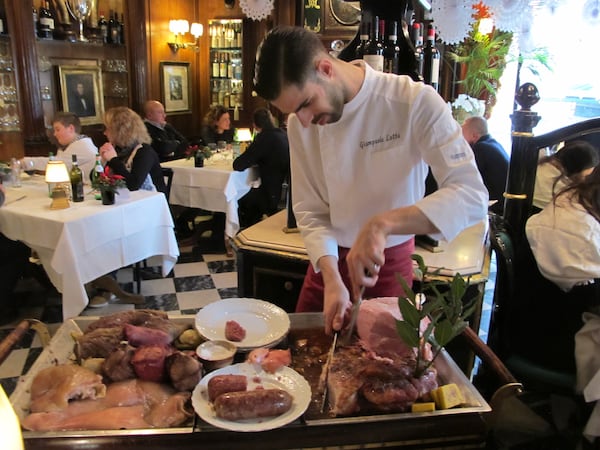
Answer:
[
  {"left": 194, "top": 151, "right": 204, "bottom": 168},
  {"left": 101, "top": 189, "right": 116, "bottom": 205}
]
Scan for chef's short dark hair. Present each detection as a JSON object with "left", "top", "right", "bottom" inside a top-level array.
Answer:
[{"left": 253, "top": 26, "right": 325, "bottom": 101}]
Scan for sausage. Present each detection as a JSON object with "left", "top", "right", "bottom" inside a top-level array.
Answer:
[
  {"left": 207, "top": 374, "right": 247, "bottom": 402},
  {"left": 214, "top": 389, "right": 293, "bottom": 420}
]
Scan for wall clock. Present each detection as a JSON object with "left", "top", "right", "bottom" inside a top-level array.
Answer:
[{"left": 329, "top": 0, "right": 361, "bottom": 26}]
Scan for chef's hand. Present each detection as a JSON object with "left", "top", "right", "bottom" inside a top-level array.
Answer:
[
  {"left": 318, "top": 255, "right": 351, "bottom": 335},
  {"left": 99, "top": 142, "right": 117, "bottom": 164},
  {"left": 347, "top": 215, "right": 387, "bottom": 300}
]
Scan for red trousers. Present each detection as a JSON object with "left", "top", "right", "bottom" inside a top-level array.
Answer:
[{"left": 295, "top": 238, "right": 415, "bottom": 312}]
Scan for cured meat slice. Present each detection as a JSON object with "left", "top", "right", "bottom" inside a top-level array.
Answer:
[{"left": 225, "top": 320, "right": 246, "bottom": 342}]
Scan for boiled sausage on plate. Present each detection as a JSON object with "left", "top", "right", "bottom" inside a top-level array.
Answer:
[
  {"left": 214, "top": 389, "right": 293, "bottom": 420},
  {"left": 207, "top": 374, "right": 248, "bottom": 402}
]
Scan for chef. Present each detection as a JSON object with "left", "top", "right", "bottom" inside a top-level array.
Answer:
[{"left": 253, "top": 26, "right": 488, "bottom": 334}]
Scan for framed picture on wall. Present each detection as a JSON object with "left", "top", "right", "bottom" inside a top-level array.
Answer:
[
  {"left": 160, "top": 61, "right": 191, "bottom": 114},
  {"left": 57, "top": 65, "right": 104, "bottom": 125}
]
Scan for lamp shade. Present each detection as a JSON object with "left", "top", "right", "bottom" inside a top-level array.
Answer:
[
  {"left": 191, "top": 22, "right": 203, "bottom": 38},
  {"left": 0, "top": 386, "right": 24, "bottom": 450},
  {"left": 45, "top": 160, "right": 70, "bottom": 183},
  {"left": 236, "top": 128, "right": 253, "bottom": 142}
]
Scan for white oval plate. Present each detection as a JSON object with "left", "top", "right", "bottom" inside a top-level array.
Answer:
[
  {"left": 192, "top": 362, "right": 311, "bottom": 432},
  {"left": 195, "top": 298, "right": 290, "bottom": 351}
]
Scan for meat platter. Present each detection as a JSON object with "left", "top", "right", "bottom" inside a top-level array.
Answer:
[{"left": 11, "top": 313, "right": 491, "bottom": 449}]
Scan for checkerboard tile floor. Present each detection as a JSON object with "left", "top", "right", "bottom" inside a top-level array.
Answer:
[{"left": 0, "top": 243, "right": 496, "bottom": 398}]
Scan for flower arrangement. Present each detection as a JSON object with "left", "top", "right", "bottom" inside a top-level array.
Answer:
[
  {"left": 93, "top": 166, "right": 126, "bottom": 193},
  {"left": 395, "top": 254, "right": 476, "bottom": 377},
  {"left": 185, "top": 144, "right": 213, "bottom": 160},
  {"left": 448, "top": 94, "right": 486, "bottom": 125}
]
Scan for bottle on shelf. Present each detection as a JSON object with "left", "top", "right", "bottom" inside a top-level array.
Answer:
[
  {"left": 108, "top": 10, "right": 119, "bottom": 44},
  {"left": 355, "top": 19, "right": 370, "bottom": 60},
  {"left": 119, "top": 13, "right": 125, "bottom": 45},
  {"left": 212, "top": 52, "right": 220, "bottom": 78},
  {"left": 219, "top": 52, "right": 228, "bottom": 78},
  {"left": 33, "top": 7, "right": 39, "bottom": 36},
  {"left": 37, "top": 0, "right": 55, "bottom": 40},
  {"left": 412, "top": 22, "right": 424, "bottom": 78},
  {"left": 422, "top": 24, "right": 440, "bottom": 91},
  {"left": 363, "top": 16, "right": 384, "bottom": 72},
  {"left": 98, "top": 13, "right": 108, "bottom": 44},
  {"left": 383, "top": 21, "right": 400, "bottom": 75},
  {"left": 70, "top": 155, "right": 84, "bottom": 202}
]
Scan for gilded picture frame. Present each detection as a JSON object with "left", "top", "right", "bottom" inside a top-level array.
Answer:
[
  {"left": 160, "top": 61, "right": 191, "bottom": 114},
  {"left": 58, "top": 65, "right": 104, "bottom": 125}
]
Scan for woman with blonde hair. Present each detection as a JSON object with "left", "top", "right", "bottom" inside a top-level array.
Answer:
[{"left": 99, "top": 106, "right": 166, "bottom": 194}]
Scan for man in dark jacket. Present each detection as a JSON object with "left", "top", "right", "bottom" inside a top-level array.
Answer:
[
  {"left": 143, "top": 100, "right": 189, "bottom": 161},
  {"left": 233, "top": 108, "right": 290, "bottom": 228},
  {"left": 462, "top": 116, "right": 509, "bottom": 215}
]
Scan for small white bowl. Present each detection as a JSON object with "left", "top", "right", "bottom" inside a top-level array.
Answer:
[{"left": 196, "top": 340, "right": 237, "bottom": 371}]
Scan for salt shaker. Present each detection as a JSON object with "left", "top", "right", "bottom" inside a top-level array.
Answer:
[{"left": 10, "top": 158, "right": 21, "bottom": 188}]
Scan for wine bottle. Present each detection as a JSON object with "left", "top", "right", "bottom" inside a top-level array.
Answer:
[
  {"left": 219, "top": 52, "right": 228, "bottom": 79},
  {"left": 108, "top": 10, "right": 118, "bottom": 44},
  {"left": 119, "top": 13, "right": 125, "bottom": 45},
  {"left": 91, "top": 154, "right": 104, "bottom": 186},
  {"left": 363, "top": 16, "right": 384, "bottom": 72},
  {"left": 412, "top": 23, "right": 424, "bottom": 79},
  {"left": 98, "top": 13, "right": 108, "bottom": 44},
  {"left": 70, "top": 155, "right": 84, "bottom": 202},
  {"left": 355, "top": 20, "right": 370, "bottom": 60},
  {"left": 383, "top": 21, "right": 400, "bottom": 75},
  {"left": 38, "top": 0, "right": 55, "bottom": 40},
  {"left": 422, "top": 24, "right": 440, "bottom": 90}
]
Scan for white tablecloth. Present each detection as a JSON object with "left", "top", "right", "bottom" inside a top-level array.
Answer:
[
  {"left": 0, "top": 179, "right": 179, "bottom": 319},
  {"left": 162, "top": 157, "right": 259, "bottom": 237}
]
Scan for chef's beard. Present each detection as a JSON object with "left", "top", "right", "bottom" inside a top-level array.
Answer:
[{"left": 312, "top": 82, "right": 344, "bottom": 125}]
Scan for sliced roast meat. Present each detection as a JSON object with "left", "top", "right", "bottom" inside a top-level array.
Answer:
[
  {"left": 85, "top": 310, "right": 168, "bottom": 332},
  {"left": 75, "top": 326, "right": 125, "bottom": 359}
]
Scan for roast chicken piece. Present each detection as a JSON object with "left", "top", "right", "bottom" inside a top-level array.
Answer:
[
  {"left": 22, "top": 378, "right": 194, "bottom": 431},
  {"left": 29, "top": 365, "right": 106, "bottom": 413}
]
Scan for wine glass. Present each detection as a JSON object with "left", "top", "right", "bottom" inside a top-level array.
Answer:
[{"left": 21, "top": 158, "right": 36, "bottom": 177}]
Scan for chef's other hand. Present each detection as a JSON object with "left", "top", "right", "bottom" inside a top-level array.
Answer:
[
  {"left": 323, "top": 280, "right": 350, "bottom": 335},
  {"left": 347, "top": 216, "right": 386, "bottom": 299},
  {"left": 99, "top": 142, "right": 117, "bottom": 163}
]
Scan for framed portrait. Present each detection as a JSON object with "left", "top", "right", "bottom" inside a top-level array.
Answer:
[
  {"left": 160, "top": 61, "right": 191, "bottom": 114},
  {"left": 57, "top": 65, "right": 104, "bottom": 125}
]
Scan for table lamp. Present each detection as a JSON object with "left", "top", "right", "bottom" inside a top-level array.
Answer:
[
  {"left": 0, "top": 385, "right": 24, "bottom": 450},
  {"left": 45, "top": 160, "right": 70, "bottom": 210},
  {"left": 236, "top": 128, "right": 253, "bottom": 154}
]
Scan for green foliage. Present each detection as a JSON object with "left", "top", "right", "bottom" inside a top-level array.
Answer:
[
  {"left": 395, "top": 254, "right": 477, "bottom": 377},
  {"left": 446, "top": 23, "right": 513, "bottom": 100}
]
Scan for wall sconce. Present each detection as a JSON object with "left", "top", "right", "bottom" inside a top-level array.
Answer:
[
  {"left": 168, "top": 19, "right": 203, "bottom": 53},
  {"left": 45, "top": 160, "right": 70, "bottom": 210}
]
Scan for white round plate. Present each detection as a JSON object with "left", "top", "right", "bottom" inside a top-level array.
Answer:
[
  {"left": 192, "top": 362, "right": 311, "bottom": 432},
  {"left": 195, "top": 298, "right": 290, "bottom": 350}
]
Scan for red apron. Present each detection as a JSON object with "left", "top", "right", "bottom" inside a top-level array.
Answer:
[{"left": 296, "top": 238, "right": 415, "bottom": 312}]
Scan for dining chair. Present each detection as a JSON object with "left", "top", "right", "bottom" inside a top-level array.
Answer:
[
  {"left": 485, "top": 117, "right": 600, "bottom": 394},
  {"left": 133, "top": 167, "right": 175, "bottom": 293}
]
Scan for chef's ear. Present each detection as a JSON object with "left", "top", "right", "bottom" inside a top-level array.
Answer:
[{"left": 315, "top": 58, "right": 335, "bottom": 82}]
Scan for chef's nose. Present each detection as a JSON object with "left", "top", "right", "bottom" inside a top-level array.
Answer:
[{"left": 295, "top": 109, "right": 312, "bottom": 128}]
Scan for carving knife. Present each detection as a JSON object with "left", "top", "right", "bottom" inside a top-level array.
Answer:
[
  {"left": 338, "top": 285, "right": 365, "bottom": 347},
  {"left": 318, "top": 331, "right": 337, "bottom": 414}
]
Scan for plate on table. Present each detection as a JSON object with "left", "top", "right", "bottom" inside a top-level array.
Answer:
[
  {"left": 192, "top": 362, "right": 311, "bottom": 432},
  {"left": 195, "top": 298, "right": 290, "bottom": 351}
]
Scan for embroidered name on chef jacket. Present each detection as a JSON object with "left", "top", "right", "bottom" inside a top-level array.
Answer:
[
  {"left": 360, "top": 132, "right": 402, "bottom": 152},
  {"left": 441, "top": 145, "right": 471, "bottom": 167}
]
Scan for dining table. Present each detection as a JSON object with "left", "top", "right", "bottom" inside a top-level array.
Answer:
[
  {"left": 161, "top": 153, "right": 259, "bottom": 238},
  {"left": 0, "top": 176, "right": 179, "bottom": 319}
]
